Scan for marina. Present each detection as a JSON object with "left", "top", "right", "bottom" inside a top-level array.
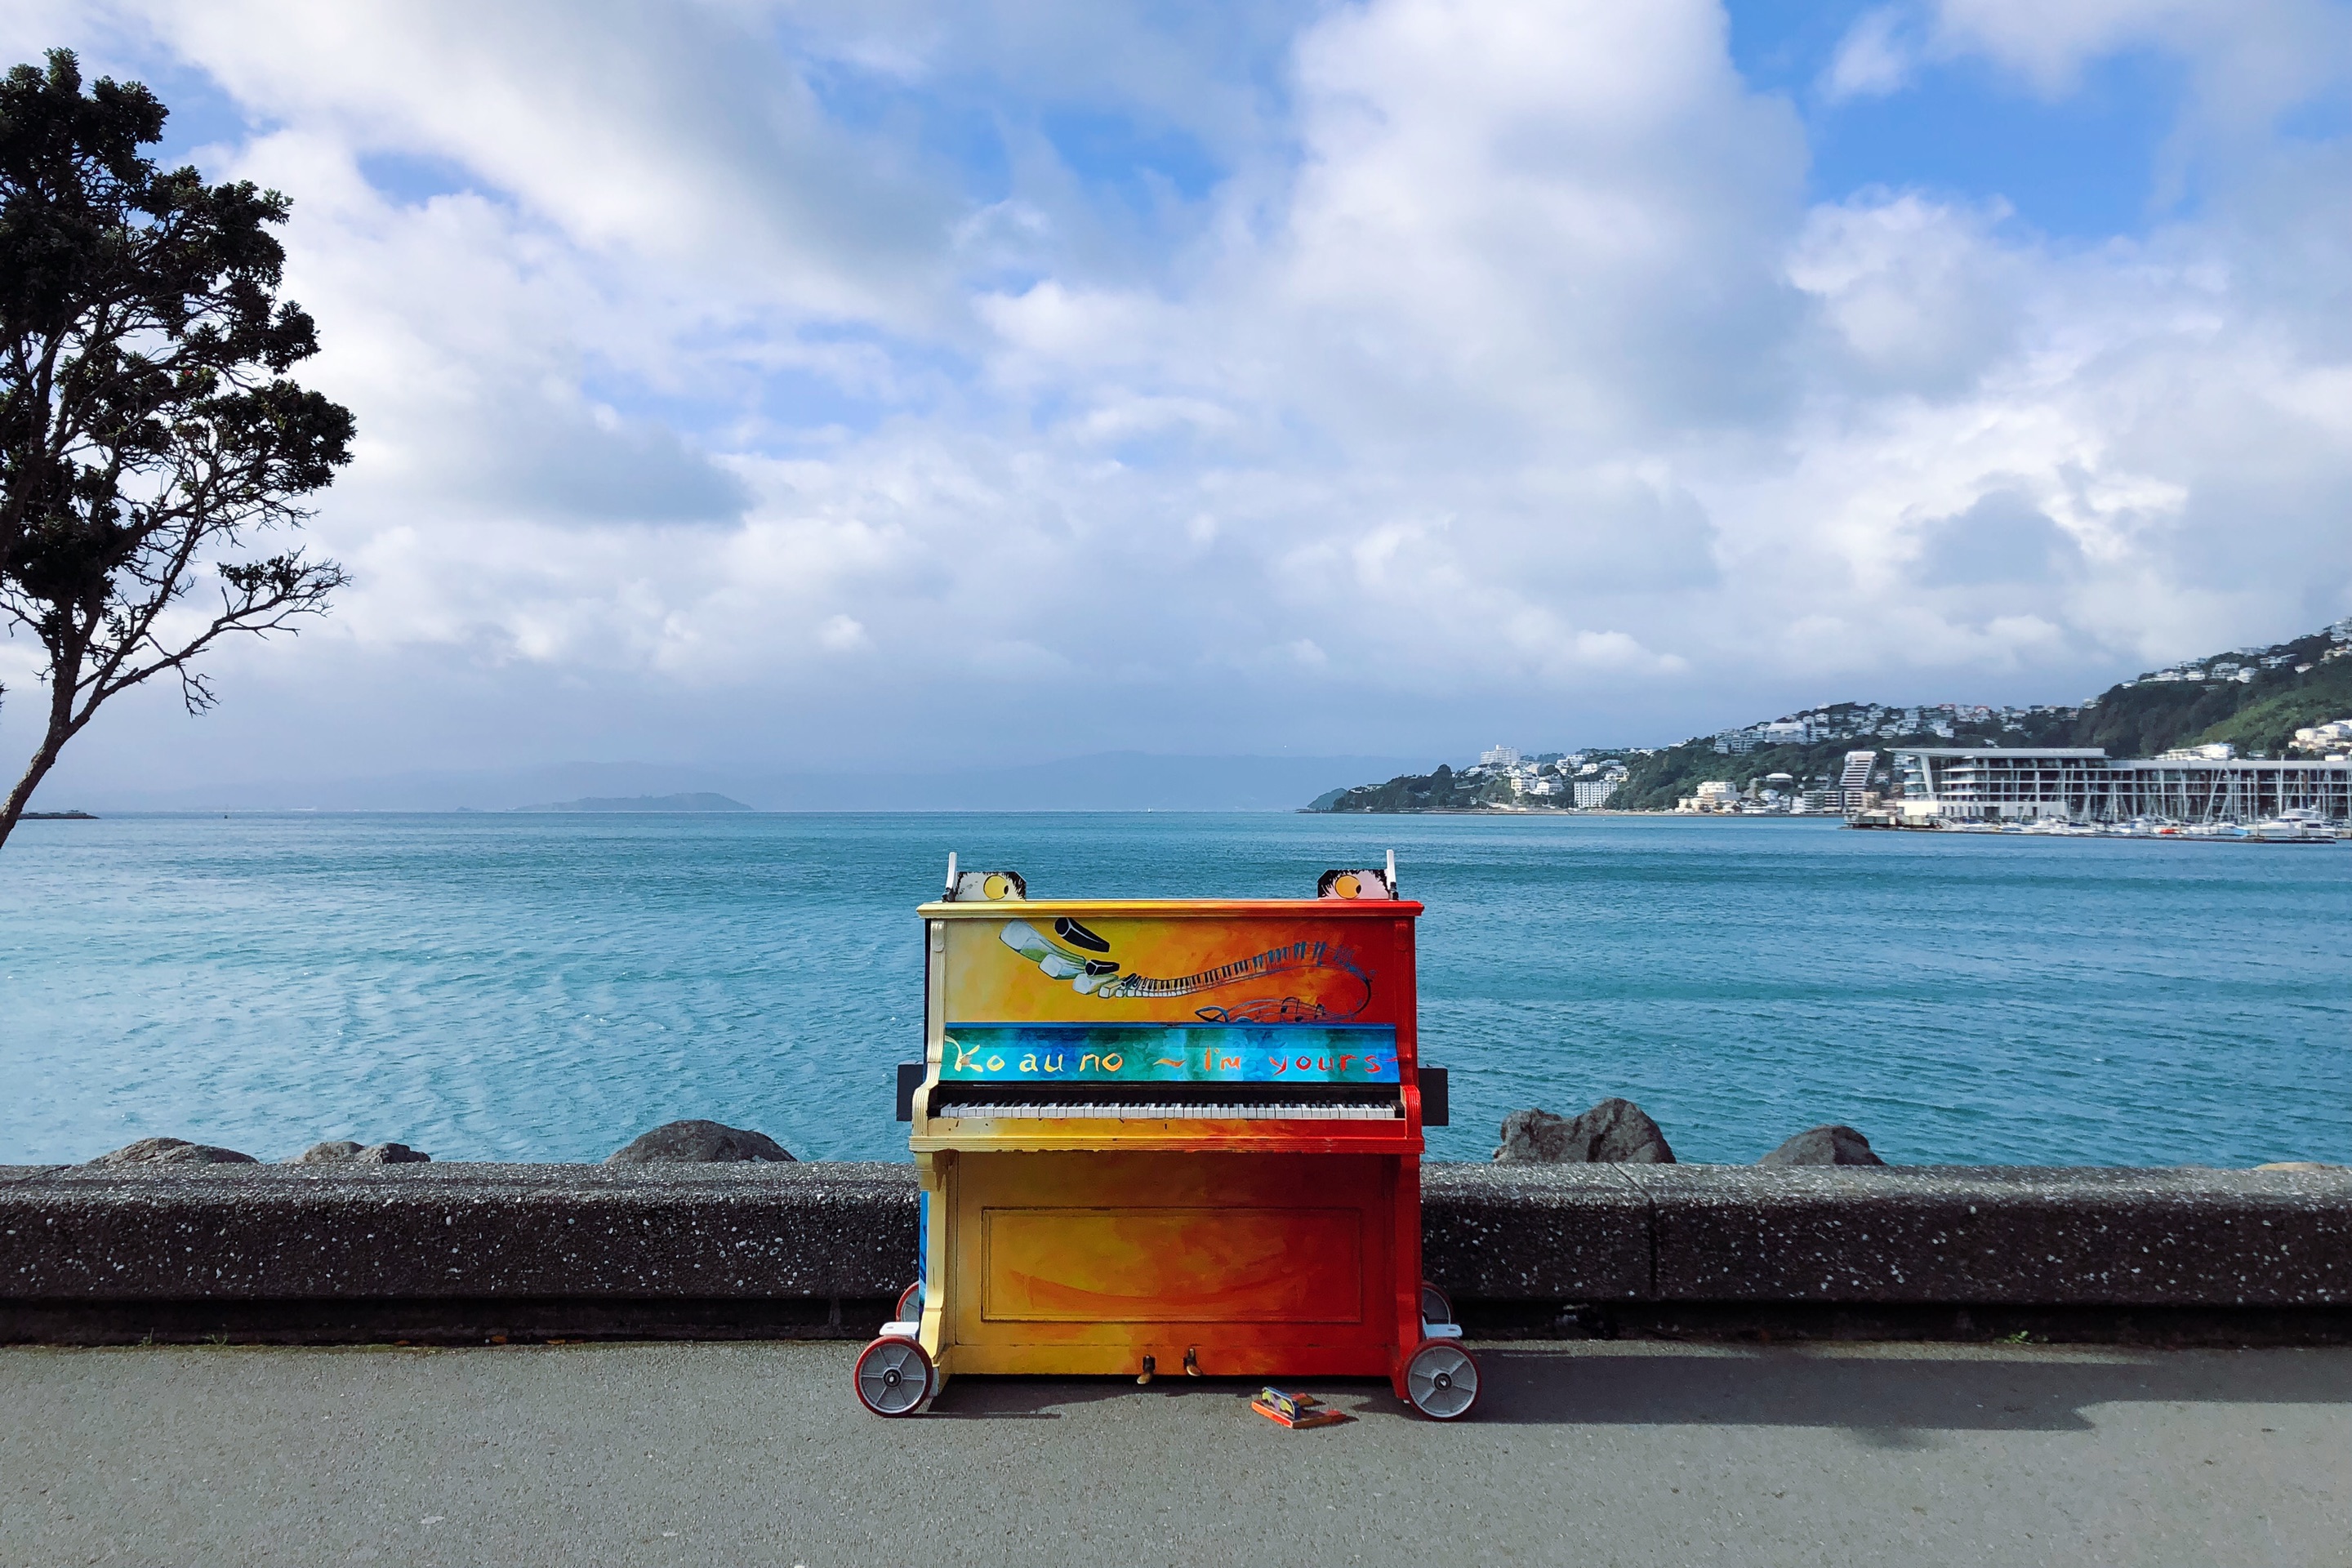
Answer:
[
  {"left": 1866, "top": 746, "right": 2352, "bottom": 833},
  {"left": 1854, "top": 809, "right": 2347, "bottom": 842}
]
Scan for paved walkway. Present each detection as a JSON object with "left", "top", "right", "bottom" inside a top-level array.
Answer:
[{"left": 3, "top": 1340, "right": 2347, "bottom": 1566}]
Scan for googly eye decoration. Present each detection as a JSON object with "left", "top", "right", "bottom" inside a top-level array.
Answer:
[{"left": 1316, "top": 866, "right": 1395, "bottom": 900}]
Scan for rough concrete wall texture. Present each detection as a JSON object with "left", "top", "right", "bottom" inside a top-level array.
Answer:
[
  {"left": 0, "top": 1164, "right": 917, "bottom": 1301},
  {"left": 1636, "top": 1165, "right": 2352, "bottom": 1306},
  {"left": 1419, "top": 1165, "right": 1651, "bottom": 1297},
  {"left": 2, "top": 1163, "right": 2348, "bottom": 1309}
]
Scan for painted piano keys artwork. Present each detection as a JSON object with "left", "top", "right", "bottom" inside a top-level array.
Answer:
[{"left": 852, "top": 857, "right": 1481, "bottom": 1423}]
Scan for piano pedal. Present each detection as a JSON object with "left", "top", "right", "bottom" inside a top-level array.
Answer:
[
  {"left": 1183, "top": 1347, "right": 1201, "bottom": 1377},
  {"left": 1136, "top": 1355, "right": 1156, "bottom": 1386}
]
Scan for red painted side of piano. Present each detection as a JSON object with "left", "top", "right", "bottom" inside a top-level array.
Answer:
[{"left": 853, "top": 863, "right": 1477, "bottom": 1421}]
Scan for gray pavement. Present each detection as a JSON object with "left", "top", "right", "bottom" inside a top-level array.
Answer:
[{"left": 2, "top": 1339, "right": 2347, "bottom": 1567}]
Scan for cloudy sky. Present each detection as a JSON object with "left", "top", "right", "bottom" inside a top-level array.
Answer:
[{"left": 8, "top": 0, "right": 2352, "bottom": 791}]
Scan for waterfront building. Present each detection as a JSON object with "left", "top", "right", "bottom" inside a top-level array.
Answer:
[
  {"left": 1891, "top": 746, "right": 2352, "bottom": 823},
  {"left": 1572, "top": 777, "right": 1620, "bottom": 808},
  {"left": 1686, "top": 781, "right": 1740, "bottom": 811},
  {"left": 1824, "top": 749, "right": 1878, "bottom": 812},
  {"left": 2290, "top": 719, "right": 2352, "bottom": 755}
]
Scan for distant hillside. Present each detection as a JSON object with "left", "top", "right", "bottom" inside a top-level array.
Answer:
[
  {"left": 1317, "top": 764, "right": 1525, "bottom": 813},
  {"left": 1312, "top": 617, "right": 2352, "bottom": 812},
  {"left": 49, "top": 752, "right": 1432, "bottom": 813},
  {"left": 511, "top": 792, "right": 754, "bottom": 813}
]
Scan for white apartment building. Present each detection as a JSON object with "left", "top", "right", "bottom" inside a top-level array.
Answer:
[
  {"left": 1893, "top": 746, "right": 2352, "bottom": 823},
  {"left": 1572, "top": 777, "right": 1620, "bottom": 808},
  {"left": 2291, "top": 719, "right": 2352, "bottom": 755}
]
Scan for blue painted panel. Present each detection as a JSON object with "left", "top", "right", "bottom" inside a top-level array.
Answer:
[{"left": 939, "top": 1023, "right": 1398, "bottom": 1083}]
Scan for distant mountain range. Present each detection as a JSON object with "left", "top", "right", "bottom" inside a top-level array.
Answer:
[
  {"left": 1314, "top": 617, "right": 2352, "bottom": 813},
  {"left": 36, "top": 752, "right": 1431, "bottom": 815},
  {"left": 509, "top": 793, "right": 752, "bottom": 813}
]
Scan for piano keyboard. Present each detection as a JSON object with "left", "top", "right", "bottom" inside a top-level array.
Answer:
[{"left": 936, "top": 1101, "right": 1401, "bottom": 1121}]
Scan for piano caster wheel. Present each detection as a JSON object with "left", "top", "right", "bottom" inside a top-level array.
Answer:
[
  {"left": 1404, "top": 1339, "right": 1481, "bottom": 1421},
  {"left": 896, "top": 1280, "right": 923, "bottom": 1323},
  {"left": 1183, "top": 1346, "right": 1201, "bottom": 1377},
  {"left": 1136, "top": 1354, "right": 1156, "bottom": 1386},
  {"left": 854, "top": 1335, "right": 934, "bottom": 1417},
  {"left": 1420, "top": 1281, "right": 1454, "bottom": 1326}
]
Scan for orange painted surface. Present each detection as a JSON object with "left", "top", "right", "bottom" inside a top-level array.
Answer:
[
  {"left": 911, "top": 894, "right": 1427, "bottom": 1393},
  {"left": 947, "top": 1152, "right": 1396, "bottom": 1355},
  {"left": 909, "top": 1116, "right": 1412, "bottom": 1155},
  {"left": 982, "top": 1208, "right": 1362, "bottom": 1323},
  {"left": 938, "top": 911, "right": 1415, "bottom": 1031}
]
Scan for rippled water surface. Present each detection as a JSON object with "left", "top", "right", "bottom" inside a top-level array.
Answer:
[{"left": 2, "top": 812, "right": 2347, "bottom": 1165}]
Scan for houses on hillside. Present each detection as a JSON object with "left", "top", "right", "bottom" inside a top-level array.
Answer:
[
  {"left": 1456, "top": 746, "right": 1630, "bottom": 808},
  {"left": 1709, "top": 700, "right": 2082, "bottom": 754}
]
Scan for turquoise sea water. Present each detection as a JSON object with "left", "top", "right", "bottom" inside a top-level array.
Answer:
[{"left": 1, "top": 813, "right": 2347, "bottom": 1167}]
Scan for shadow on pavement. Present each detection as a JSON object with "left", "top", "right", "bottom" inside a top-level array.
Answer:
[
  {"left": 1468, "top": 1348, "right": 2352, "bottom": 1432},
  {"left": 915, "top": 1348, "right": 2352, "bottom": 1434}
]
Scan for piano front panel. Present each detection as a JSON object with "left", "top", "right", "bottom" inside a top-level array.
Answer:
[
  {"left": 980, "top": 1208, "right": 1363, "bottom": 1323},
  {"left": 946, "top": 1152, "right": 1398, "bottom": 1374}
]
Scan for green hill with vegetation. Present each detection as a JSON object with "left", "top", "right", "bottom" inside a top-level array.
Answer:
[
  {"left": 1312, "top": 618, "right": 2352, "bottom": 813},
  {"left": 1313, "top": 764, "right": 1526, "bottom": 813}
]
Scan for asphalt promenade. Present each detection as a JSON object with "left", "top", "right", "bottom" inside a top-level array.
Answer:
[{"left": 3, "top": 1340, "right": 2347, "bottom": 1566}]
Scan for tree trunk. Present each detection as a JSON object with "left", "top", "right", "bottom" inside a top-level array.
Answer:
[{"left": 0, "top": 681, "right": 77, "bottom": 850}]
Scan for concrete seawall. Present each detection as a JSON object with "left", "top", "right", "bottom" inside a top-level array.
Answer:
[{"left": 4, "top": 1162, "right": 2346, "bottom": 1345}]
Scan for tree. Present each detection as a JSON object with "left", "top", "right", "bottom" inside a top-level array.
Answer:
[{"left": 0, "top": 49, "right": 352, "bottom": 847}]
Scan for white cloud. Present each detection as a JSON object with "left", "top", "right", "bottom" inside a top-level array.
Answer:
[
  {"left": 1929, "top": 0, "right": 2352, "bottom": 111},
  {"left": 1822, "top": 7, "right": 1916, "bottom": 103},
  {"left": 10, "top": 0, "right": 2352, "bottom": 787},
  {"left": 817, "top": 614, "right": 871, "bottom": 653}
]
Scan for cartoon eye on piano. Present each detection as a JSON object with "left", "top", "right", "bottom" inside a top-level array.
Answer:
[{"left": 857, "top": 850, "right": 1476, "bottom": 1422}]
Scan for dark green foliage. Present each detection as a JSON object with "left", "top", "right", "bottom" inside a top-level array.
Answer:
[
  {"left": 0, "top": 48, "right": 353, "bottom": 845},
  {"left": 1323, "top": 760, "right": 1523, "bottom": 813},
  {"left": 2190, "top": 650, "right": 2352, "bottom": 757}
]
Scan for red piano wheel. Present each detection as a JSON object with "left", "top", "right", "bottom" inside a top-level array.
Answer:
[
  {"left": 1404, "top": 1339, "right": 1480, "bottom": 1421},
  {"left": 854, "top": 1335, "right": 934, "bottom": 1417},
  {"left": 896, "top": 1280, "right": 923, "bottom": 1322}
]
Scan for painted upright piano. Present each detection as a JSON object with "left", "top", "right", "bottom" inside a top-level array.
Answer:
[{"left": 853, "top": 857, "right": 1477, "bottom": 1420}]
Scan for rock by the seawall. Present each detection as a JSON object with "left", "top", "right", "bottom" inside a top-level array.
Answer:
[
  {"left": 605, "top": 1120, "right": 795, "bottom": 1165},
  {"left": 1759, "top": 1124, "right": 1886, "bottom": 1166},
  {"left": 287, "top": 1139, "right": 431, "bottom": 1165},
  {"left": 354, "top": 1142, "right": 431, "bottom": 1164},
  {"left": 1494, "top": 1099, "right": 1674, "bottom": 1164},
  {"left": 87, "top": 1137, "right": 259, "bottom": 1166}
]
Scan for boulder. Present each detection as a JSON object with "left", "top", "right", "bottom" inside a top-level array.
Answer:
[
  {"left": 87, "top": 1136, "right": 258, "bottom": 1166},
  {"left": 1494, "top": 1099, "right": 1674, "bottom": 1164},
  {"left": 604, "top": 1120, "right": 794, "bottom": 1165},
  {"left": 1759, "top": 1125, "right": 1886, "bottom": 1166},
  {"left": 353, "top": 1142, "right": 430, "bottom": 1164},
  {"left": 286, "top": 1140, "right": 429, "bottom": 1164}
]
